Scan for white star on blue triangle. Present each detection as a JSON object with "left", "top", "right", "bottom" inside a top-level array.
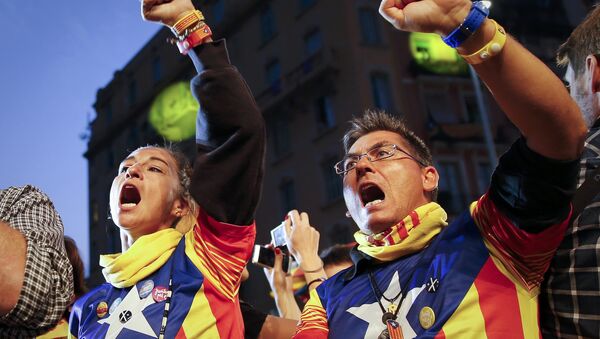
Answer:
[
  {"left": 97, "top": 284, "right": 157, "bottom": 338},
  {"left": 347, "top": 271, "right": 425, "bottom": 338}
]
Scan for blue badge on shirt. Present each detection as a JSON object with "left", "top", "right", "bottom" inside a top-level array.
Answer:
[{"left": 138, "top": 280, "right": 154, "bottom": 299}]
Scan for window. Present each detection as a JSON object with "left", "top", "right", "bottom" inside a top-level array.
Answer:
[
  {"left": 127, "top": 127, "right": 139, "bottom": 149},
  {"left": 424, "top": 91, "right": 456, "bottom": 124},
  {"left": 270, "top": 113, "right": 291, "bottom": 158},
  {"left": 213, "top": 0, "right": 224, "bottom": 24},
  {"left": 298, "top": 0, "right": 316, "bottom": 12},
  {"left": 304, "top": 29, "right": 322, "bottom": 57},
  {"left": 370, "top": 72, "right": 395, "bottom": 112},
  {"left": 322, "top": 156, "right": 343, "bottom": 202},
  {"left": 260, "top": 5, "right": 277, "bottom": 43},
  {"left": 436, "top": 161, "right": 465, "bottom": 215},
  {"left": 315, "top": 95, "right": 335, "bottom": 131},
  {"left": 536, "top": 0, "right": 551, "bottom": 8},
  {"left": 463, "top": 93, "right": 481, "bottom": 123},
  {"left": 476, "top": 162, "right": 493, "bottom": 195},
  {"left": 128, "top": 80, "right": 137, "bottom": 107},
  {"left": 266, "top": 59, "right": 282, "bottom": 94},
  {"left": 359, "top": 8, "right": 383, "bottom": 45},
  {"left": 279, "top": 179, "right": 297, "bottom": 215},
  {"left": 152, "top": 56, "right": 162, "bottom": 83},
  {"left": 106, "top": 149, "right": 115, "bottom": 171}
]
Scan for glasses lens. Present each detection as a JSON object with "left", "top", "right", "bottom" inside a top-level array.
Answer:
[
  {"left": 369, "top": 145, "right": 396, "bottom": 161},
  {"left": 343, "top": 157, "right": 358, "bottom": 172},
  {"left": 334, "top": 160, "right": 346, "bottom": 174}
]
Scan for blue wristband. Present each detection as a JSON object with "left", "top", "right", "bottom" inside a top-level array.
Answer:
[{"left": 442, "top": 1, "right": 489, "bottom": 48}]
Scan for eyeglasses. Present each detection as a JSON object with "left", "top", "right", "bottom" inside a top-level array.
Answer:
[{"left": 334, "top": 144, "right": 425, "bottom": 175}]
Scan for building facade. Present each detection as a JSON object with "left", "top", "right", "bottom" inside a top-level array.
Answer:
[{"left": 85, "top": 0, "right": 590, "bottom": 311}]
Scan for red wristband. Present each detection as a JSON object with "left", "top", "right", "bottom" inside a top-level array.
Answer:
[{"left": 176, "top": 24, "right": 213, "bottom": 55}]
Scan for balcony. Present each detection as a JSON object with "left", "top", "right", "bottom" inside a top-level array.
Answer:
[{"left": 255, "top": 48, "right": 339, "bottom": 112}]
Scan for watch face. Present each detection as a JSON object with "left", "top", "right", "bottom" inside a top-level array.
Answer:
[{"left": 149, "top": 81, "right": 199, "bottom": 141}]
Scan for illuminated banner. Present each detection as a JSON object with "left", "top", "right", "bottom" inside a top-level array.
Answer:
[
  {"left": 409, "top": 32, "right": 468, "bottom": 75},
  {"left": 149, "top": 81, "right": 199, "bottom": 141}
]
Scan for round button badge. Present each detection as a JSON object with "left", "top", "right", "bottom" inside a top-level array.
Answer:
[
  {"left": 152, "top": 286, "right": 169, "bottom": 303},
  {"left": 138, "top": 280, "right": 155, "bottom": 299},
  {"left": 96, "top": 301, "right": 108, "bottom": 318},
  {"left": 419, "top": 306, "right": 436, "bottom": 329}
]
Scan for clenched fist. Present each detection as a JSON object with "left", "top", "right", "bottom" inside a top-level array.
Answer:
[
  {"left": 141, "top": 0, "right": 195, "bottom": 27},
  {"left": 379, "top": 0, "right": 472, "bottom": 36}
]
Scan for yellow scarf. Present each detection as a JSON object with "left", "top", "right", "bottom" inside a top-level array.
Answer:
[
  {"left": 100, "top": 228, "right": 184, "bottom": 288},
  {"left": 37, "top": 318, "right": 68, "bottom": 338},
  {"left": 355, "top": 202, "right": 448, "bottom": 262}
]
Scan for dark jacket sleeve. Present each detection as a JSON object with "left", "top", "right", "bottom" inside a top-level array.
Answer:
[
  {"left": 240, "top": 300, "right": 268, "bottom": 339},
  {"left": 188, "top": 40, "right": 266, "bottom": 225},
  {"left": 489, "top": 137, "right": 579, "bottom": 233}
]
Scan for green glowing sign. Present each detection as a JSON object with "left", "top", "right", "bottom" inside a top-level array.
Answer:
[
  {"left": 409, "top": 32, "right": 468, "bottom": 75},
  {"left": 149, "top": 81, "right": 198, "bottom": 141}
]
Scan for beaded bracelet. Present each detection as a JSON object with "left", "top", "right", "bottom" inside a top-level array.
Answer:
[{"left": 459, "top": 20, "right": 507, "bottom": 65}]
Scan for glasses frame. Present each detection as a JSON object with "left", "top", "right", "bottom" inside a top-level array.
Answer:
[{"left": 334, "top": 144, "right": 426, "bottom": 175}]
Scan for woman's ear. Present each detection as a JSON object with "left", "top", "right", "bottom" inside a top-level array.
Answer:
[{"left": 171, "top": 197, "right": 190, "bottom": 218}]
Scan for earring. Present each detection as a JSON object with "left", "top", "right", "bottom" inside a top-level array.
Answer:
[{"left": 345, "top": 211, "right": 352, "bottom": 218}]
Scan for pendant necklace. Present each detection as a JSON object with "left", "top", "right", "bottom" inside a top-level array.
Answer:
[{"left": 367, "top": 268, "right": 415, "bottom": 339}]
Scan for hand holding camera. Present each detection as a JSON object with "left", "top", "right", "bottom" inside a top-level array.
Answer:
[{"left": 283, "top": 210, "right": 322, "bottom": 273}]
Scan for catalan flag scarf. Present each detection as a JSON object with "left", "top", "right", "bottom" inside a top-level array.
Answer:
[
  {"left": 354, "top": 202, "right": 448, "bottom": 262},
  {"left": 100, "top": 228, "right": 184, "bottom": 288}
]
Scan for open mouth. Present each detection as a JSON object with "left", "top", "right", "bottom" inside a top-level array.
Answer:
[
  {"left": 360, "top": 184, "right": 385, "bottom": 208},
  {"left": 120, "top": 184, "right": 141, "bottom": 208}
]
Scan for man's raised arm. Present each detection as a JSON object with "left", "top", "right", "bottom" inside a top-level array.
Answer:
[{"left": 380, "top": 0, "right": 586, "bottom": 160}]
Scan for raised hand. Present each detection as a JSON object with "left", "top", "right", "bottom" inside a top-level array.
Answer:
[
  {"left": 262, "top": 247, "right": 302, "bottom": 319},
  {"left": 378, "top": 0, "right": 472, "bottom": 35},
  {"left": 141, "top": 0, "right": 195, "bottom": 27},
  {"left": 283, "top": 210, "right": 321, "bottom": 271},
  {"left": 263, "top": 247, "right": 291, "bottom": 293}
]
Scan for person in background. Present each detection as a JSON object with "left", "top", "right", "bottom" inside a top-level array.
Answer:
[
  {"left": 63, "top": 236, "right": 88, "bottom": 307},
  {"left": 38, "top": 236, "right": 88, "bottom": 338},
  {"left": 68, "top": 0, "right": 266, "bottom": 337},
  {"left": 0, "top": 185, "right": 73, "bottom": 337},
  {"left": 293, "top": 0, "right": 586, "bottom": 337},
  {"left": 540, "top": 6, "right": 600, "bottom": 338},
  {"left": 320, "top": 243, "right": 354, "bottom": 278},
  {"left": 245, "top": 219, "right": 354, "bottom": 339}
]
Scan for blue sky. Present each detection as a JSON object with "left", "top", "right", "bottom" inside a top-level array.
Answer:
[{"left": 0, "top": 1, "right": 160, "bottom": 275}]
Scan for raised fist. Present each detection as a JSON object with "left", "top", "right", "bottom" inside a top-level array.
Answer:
[
  {"left": 141, "top": 0, "right": 195, "bottom": 27},
  {"left": 379, "top": 0, "right": 472, "bottom": 36}
]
